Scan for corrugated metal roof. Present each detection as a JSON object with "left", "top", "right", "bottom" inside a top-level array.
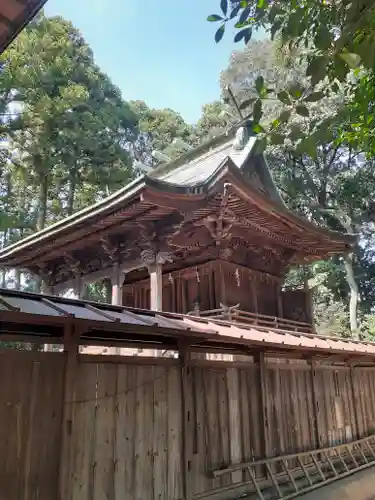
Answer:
[{"left": 0, "top": 289, "right": 375, "bottom": 360}]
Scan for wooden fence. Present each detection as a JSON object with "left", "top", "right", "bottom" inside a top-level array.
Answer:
[{"left": 1, "top": 349, "right": 375, "bottom": 500}]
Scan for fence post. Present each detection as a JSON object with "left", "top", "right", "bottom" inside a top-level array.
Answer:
[
  {"left": 179, "top": 341, "right": 194, "bottom": 500},
  {"left": 58, "top": 322, "right": 79, "bottom": 500}
]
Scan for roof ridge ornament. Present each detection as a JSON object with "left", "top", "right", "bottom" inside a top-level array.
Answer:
[{"left": 232, "top": 125, "right": 249, "bottom": 151}]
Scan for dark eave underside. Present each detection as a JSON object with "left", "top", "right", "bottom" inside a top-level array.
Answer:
[
  {"left": 0, "top": 0, "right": 47, "bottom": 54},
  {"left": 0, "top": 162, "right": 356, "bottom": 268}
]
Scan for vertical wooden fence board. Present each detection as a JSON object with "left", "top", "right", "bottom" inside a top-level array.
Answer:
[
  {"left": 134, "top": 366, "right": 147, "bottom": 500},
  {"left": 36, "top": 356, "right": 65, "bottom": 500},
  {"left": 71, "top": 362, "right": 98, "bottom": 500},
  {"left": 0, "top": 351, "right": 64, "bottom": 500},
  {"left": 114, "top": 364, "right": 135, "bottom": 499},
  {"left": 204, "top": 369, "right": 221, "bottom": 490},
  {"left": 217, "top": 369, "right": 230, "bottom": 486},
  {"left": 153, "top": 365, "right": 168, "bottom": 499},
  {"left": 143, "top": 366, "right": 155, "bottom": 499},
  {"left": 167, "top": 365, "right": 183, "bottom": 500},
  {"left": 192, "top": 366, "right": 209, "bottom": 495},
  {"left": 92, "top": 363, "right": 117, "bottom": 500},
  {"left": 227, "top": 368, "right": 242, "bottom": 484}
]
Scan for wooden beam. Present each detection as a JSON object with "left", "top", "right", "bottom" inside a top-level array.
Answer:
[{"left": 54, "top": 261, "right": 142, "bottom": 292}]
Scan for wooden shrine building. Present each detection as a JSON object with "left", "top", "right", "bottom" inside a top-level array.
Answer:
[{"left": 0, "top": 121, "right": 355, "bottom": 329}]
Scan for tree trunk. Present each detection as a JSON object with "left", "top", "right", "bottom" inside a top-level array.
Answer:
[
  {"left": 37, "top": 174, "right": 48, "bottom": 231},
  {"left": 343, "top": 252, "right": 360, "bottom": 339},
  {"left": 35, "top": 174, "right": 49, "bottom": 293},
  {"left": 67, "top": 168, "right": 77, "bottom": 216}
]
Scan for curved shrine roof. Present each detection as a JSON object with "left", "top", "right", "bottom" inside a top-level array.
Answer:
[{"left": 0, "top": 123, "right": 356, "bottom": 268}]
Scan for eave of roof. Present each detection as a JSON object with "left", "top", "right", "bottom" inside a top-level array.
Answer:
[
  {"left": 0, "top": 288, "right": 374, "bottom": 361},
  {"left": 0, "top": 0, "right": 47, "bottom": 54},
  {"left": 0, "top": 139, "right": 356, "bottom": 264}
]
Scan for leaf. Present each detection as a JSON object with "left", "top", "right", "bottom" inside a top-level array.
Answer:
[
  {"left": 215, "top": 25, "right": 225, "bottom": 43},
  {"left": 305, "top": 91, "right": 324, "bottom": 102},
  {"left": 288, "top": 83, "right": 304, "bottom": 99},
  {"left": 255, "top": 75, "right": 264, "bottom": 95},
  {"left": 220, "top": 0, "right": 228, "bottom": 15},
  {"left": 271, "top": 20, "right": 282, "bottom": 39},
  {"left": 230, "top": 4, "right": 241, "bottom": 19},
  {"left": 277, "top": 90, "right": 292, "bottom": 105},
  {"left": 239, "top": 97, "right": 256, "bottom": 110},
  {"left": 296, "top": 104, "right": 309, "bottom": 117},
  {"left": 296, "top": 136, "right": 317, "bottom": 159},
  {"left": 279, "top": 109, "right": 291, "bottom": 123},
  {"left": 244, "top": 27, "right": 252, "bottom": 44},
  {"left": 334, "top": 55, "right": 349, "bottom": 82},
  {"left": 234, "top": 28, "right": 252, "bottom": 44},
  {"left": 306, "top": 56, "right": 328, "bottom": 86},
  {"left": 252, "top": 123, "right": 265, "bottom": 133},
  {"left": 253, "top": 99, "right": 263, "bottom": 122},
  {"left": 239, "top": 6, "right": 251, "bottom": 25},
  {"left": 290, "top": 124, "right": 303, "bottom": 141},
  {"left": 314, "top": 26, "right": 332, "bottom": 50},
  {"left": 339, "top": 52, "right": 361, "bottom": 69},
  {"left": 270, "top": 133, "right": 285, "bottom": 145},
  {"left": 207, "top": 14, "right": 224, "bottom": 22}
]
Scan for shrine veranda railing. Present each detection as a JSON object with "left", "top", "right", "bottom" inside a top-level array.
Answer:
[{"left": 192, "top": 305, "right": 314, "bottom": 334}]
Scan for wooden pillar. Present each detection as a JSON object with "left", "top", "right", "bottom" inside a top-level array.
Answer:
[
  {"left": 74, "top": 275, "right": 85, "bottom": 300},
  {"left": 304, "top": 278, "right": 315, "bottom": 331},
  {"left": 148, "top": 262, "right": 163, "bottom": 311},
  {"left": 179, "top": 342, "right": 193, "bottom": 500},
  {"left": 58, "top": 322, "right": 79, "bottom": 500},
  {"left": 250, "top": 276, "right": 258, "bottom": 314},
  {"left": 111, "top": 263, "right": 126, "bottom": 306},
  {"left": 276, "top": 282, "right": 283, "bottom": 319}
]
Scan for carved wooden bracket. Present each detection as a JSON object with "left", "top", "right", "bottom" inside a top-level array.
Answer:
[
  {"left": 64, "top": 254, "right": 83, "bottom": 276},
  {"left": 100, "top": 235, "right": 120, "bottom": 262}
]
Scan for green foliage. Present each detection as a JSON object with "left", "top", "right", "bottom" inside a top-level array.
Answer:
[{"left": 209, "top": 0, "right": 375, "bottom": 156}]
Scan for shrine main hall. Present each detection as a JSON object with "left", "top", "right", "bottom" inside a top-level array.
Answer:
[{"left": 0, "top": 121, "right": 354, "bottom": 330}]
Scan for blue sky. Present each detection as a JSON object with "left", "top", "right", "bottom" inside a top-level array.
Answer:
[{"left": 44, "top": 0, "right": 263, "bottom": 124}]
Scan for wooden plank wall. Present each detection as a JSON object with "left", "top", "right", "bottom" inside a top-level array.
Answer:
[
  {"left": 0, "top": 350, "right": 65, "bottom": 500},
  {"left": 68, "top": 360, "right": 184, "bottom": 500},
  {"left": 1, "top": 349, "right": 375, "bottom": 500}
]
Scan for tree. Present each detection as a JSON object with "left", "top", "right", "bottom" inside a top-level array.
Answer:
[
  {"left": 0, "top": 13, "right": 138, "bottom": 226},
  {"left": 130, "top": 101, "right": 197, "bottom": 163},
  {"left": 195, "top": 101, "right": 233, "bottom": 138},
  {"left": 208, "top": 0, "right": 375, "bottom": 155}
]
